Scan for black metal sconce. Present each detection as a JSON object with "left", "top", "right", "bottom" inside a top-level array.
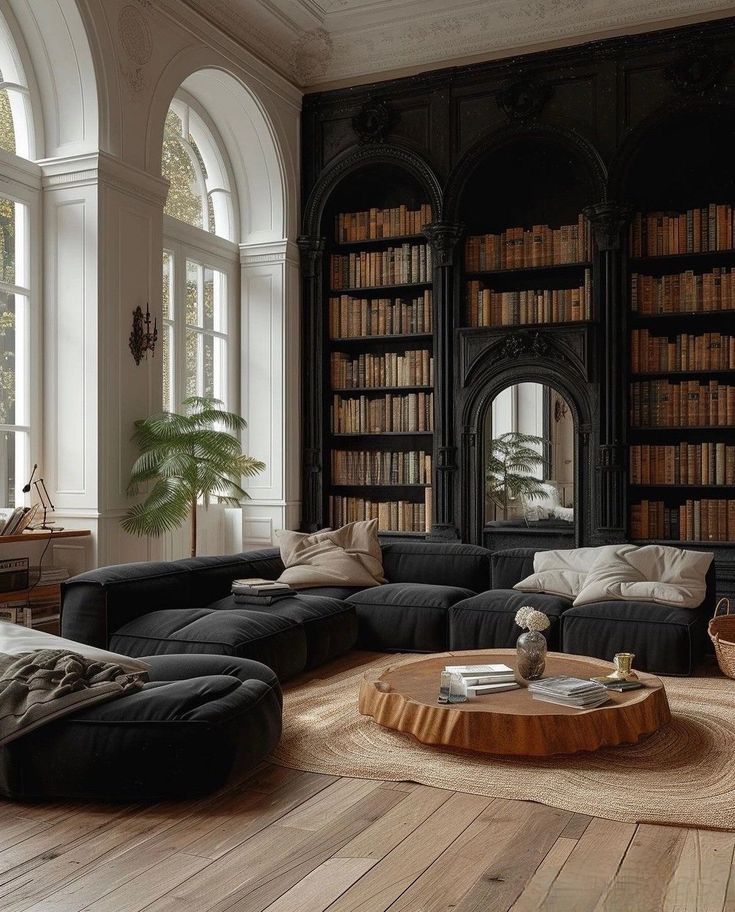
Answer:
[{"left": 129, "top": 302, "right": 158, "bottom": 365}]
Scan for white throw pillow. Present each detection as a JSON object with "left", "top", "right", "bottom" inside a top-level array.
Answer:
[
  {"left": 0, "top": 622, "right": 150, "bottom": 673},
  {"left": 277, "top": 519, "right": 386, "bottom": 589},
  {"left": 573, "top": 544, "right": 713, "bottom": 609},
  {"left": 513, "top": 547, "right": 603, "bottom": 598}
]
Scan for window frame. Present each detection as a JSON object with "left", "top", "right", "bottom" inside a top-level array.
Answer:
[
  {"left": 0, "top": 147, "right": 42, "bottom": 509},
  {"left": 163, "top": 215, "right": 239, "bottom": 415}
]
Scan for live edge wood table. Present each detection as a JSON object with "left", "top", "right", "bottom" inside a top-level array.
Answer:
[{"left": 358, "top": 650, "right": 671, "bottom": 757}]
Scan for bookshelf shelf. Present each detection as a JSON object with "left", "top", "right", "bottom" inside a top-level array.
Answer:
[
  {"left": 630, "top": 249, "right": 735, "bottom": 272},
  {"left": 459, "top": 319, "right": 591, "bottom": 334},
  {"left": 631, "top": 426, "right": 735, "bottom": 432},
  {"left": 331, "top": 483, "right": 432, "bottom": 491},
  {"left": 631, "top": 370, "right": 735, "bottom": 379},
  {"left": 332, "top": 281, "right": 432, "bottom": 295},
  {"left": 631, "top": 539, "right": 735, "bottom": 547},
  {"left": 631, "top": 311, "right": 735, "bottom": 323},
  {"left": 464, "top": 261, "right": 591, "bottom": 279},
  {"left": 334, "top": 233, "right": 427, "bottom": 249},
  {"left": 330, "top": 431, "right": 434, "bottom": 438},
  {"left": 630, "top": 484, "right": 735, "bottom": 490},
  {"left": 328, "top": 333, "right": 434, "bottom": 346},
  {"left": 331, "top": 385, "right": 433, "bottom": 394}
]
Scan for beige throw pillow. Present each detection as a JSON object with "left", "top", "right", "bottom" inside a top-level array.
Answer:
[
  {"left": 277, "top": 519, "right": 386, "bottom": 589},
  {"left": 514, "top": 547, "right": 602, "bottom": 599},
  {"left": 573, "top": 544, "right": 713, "bottom": 609}
]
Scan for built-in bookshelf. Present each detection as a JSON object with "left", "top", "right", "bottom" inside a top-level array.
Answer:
[
  {"left": 463, "top": 217, "right": 592, "bottom": 329},
  {"left": 629, "top": 201, "right": 735, "bottom": 544},
  {"left": 325, "top": 195, "right": 434, "bottom": 535}
]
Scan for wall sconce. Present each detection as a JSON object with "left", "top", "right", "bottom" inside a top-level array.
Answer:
[{"left": 129, "top": 302, "right": 158, "bottom": 365}]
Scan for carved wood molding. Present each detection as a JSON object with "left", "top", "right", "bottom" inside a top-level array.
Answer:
[{"left": 496, "top": 75, "right": 553, "bottom": 121}]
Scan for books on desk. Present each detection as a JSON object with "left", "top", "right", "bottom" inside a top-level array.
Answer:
[
  {"left": 231, "top": 578, "right": 296, "bottom": 605},
  {"left": 528, "top": 676, "right": 609, "bottom": 708},
  {"left": 444, "top": 663, "right": 520, "bottom": 694}
]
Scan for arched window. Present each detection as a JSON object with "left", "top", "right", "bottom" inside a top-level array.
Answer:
[
  {"left": 0, "top": 11, "right": 37, "bottom": 511},
  {"left": 161, "top": 94, "right": 238, "bottom": 412}
]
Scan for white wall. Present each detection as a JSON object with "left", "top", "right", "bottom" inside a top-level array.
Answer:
[{"left": 4, "top": 0, "right": 303, "bottom": 565}]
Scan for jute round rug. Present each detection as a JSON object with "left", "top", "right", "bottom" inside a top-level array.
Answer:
[{"left": 272, "top": 653, "right": 735, "bottom": 830}]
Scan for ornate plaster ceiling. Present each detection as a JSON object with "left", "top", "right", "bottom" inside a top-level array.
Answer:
[{"left": 182, "top": 0, "right": 735, "bottom": 89}]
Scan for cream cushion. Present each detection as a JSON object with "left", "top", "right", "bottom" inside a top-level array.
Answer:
[
  {"left": 573, "top": 544, "right": 713, "bottom": 609},
  {"left": 277, "top": 519, "right": 386, "bottom": 589},
  {"left": 513, "top": 547, "right": 602, "bottom": 599},
  {"left": 0, "top": 622, "right": 150, "bottom": 673}
]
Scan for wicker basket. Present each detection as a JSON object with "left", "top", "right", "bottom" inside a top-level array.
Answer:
[{"left": 708, "top": 598, "right": 735, "bottom": 679}]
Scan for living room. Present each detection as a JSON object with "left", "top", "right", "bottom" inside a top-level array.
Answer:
[{"left": 0, "top": 1, "right": 734, "bottom": 910}]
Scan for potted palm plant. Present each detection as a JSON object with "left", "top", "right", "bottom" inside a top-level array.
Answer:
[
  {"left": 486, "top": 431, "right": 548, "bottom": 521},
  {"left": 122, "top": 396, "right": 265, "bottom": 557}
]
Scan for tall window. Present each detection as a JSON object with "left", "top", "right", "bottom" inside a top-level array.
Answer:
[
  {"left": 0, "top": 14, "right": 35, "bottom": 509},
  {"left": 161, "top": 96, "right": 237, "bottom": 412}
]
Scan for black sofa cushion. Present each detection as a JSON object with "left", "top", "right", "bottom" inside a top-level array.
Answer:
[
  {"left": 109, "top": 609, "right": 307, "bottom": 681},
  {"left": 293, "top": 586, "right": 365, "bottom": 600},
  {"left": 0, "top": 654, "right": 282, "bottom": 801},
  {"left": 209, "top": 594, "right": 358, "bottom": 669},
  {"left": 491, "top": 548, "right": 538, "bottom": 590},
  {"left": 561, "top": 600, "right": 709, "bottom": 675},
  {"left": 347, "top": 582, "right": 476, "bottom": 651},
  {"left": 380, "top": 542, "right": 492, "bottom": 592},
  {"left": 449, "top": 590, "right": 567, "bottom": 651}
]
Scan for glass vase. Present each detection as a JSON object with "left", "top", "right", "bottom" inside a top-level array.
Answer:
[{"left": 516, "top": 630, "right": 547, "bottom": 680}]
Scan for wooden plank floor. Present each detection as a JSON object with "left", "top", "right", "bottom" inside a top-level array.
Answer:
[{"left": 0, "top": 655, "right": 733, "bottom": 912}]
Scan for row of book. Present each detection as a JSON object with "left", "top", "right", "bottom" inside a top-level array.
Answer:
[
  {"left": 630, "top": 380, "right": 735, "bottom": 427},
  {"left": 630, "top": 499, "right": 735, "bottom": 542},
  {"left": 630, "top": 443, "right": 735, "bottom": 486},
  {"left": 330, "top": 450, "right": 432, "bottom": 486},
  {"left": 331, "top": 392, "right": 434, "bottom": 434},
  {"left": 630, "top": 330, "right": 735, "bottom": 373},
  {"left": 335, "top": 204, "right": 432, "bottom": 243},
  {"left": 328, "top": 291, "right": 433, "bottom": 339},
  {"left": 466, "top": 276, "right": 591, "bottom": 328},
  {"left": 630, "top": 204, "right": 735, "bottom": 258},
  {"left": 330, "top": 351, "right": 433, "bottom": 389},
  {"left": 329, "top": 491, "right": 432, "bottom": 533},
  {"left": 630, "top": 269, "right": 735, "bottom": 314},
  {"left": 464, "top": 216, "right": 591, "bottom": 271},
  {"left": 330, "top": 244, "right": 432, "bottom": 290}
]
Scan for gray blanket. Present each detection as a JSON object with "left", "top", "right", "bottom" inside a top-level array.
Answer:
[{"left": 0, "top": 649, "right": 147, "bottom": 747}]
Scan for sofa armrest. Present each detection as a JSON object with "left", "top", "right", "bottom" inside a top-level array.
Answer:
[{"left": 61, "top": 548, "right": 284, "bottom": 649}]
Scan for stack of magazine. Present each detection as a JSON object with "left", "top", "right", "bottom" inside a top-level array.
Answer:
[
  {"left": 528, "top": 676, "right": 609, "bottom": 708},
  {"left": 444, "top": 663, "right": 519, "bottom": 695},
  {"left": 231, "top": 578, "right": 296, "bottom": 606}
]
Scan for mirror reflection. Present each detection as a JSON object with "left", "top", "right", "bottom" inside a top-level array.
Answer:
[{"left": 484, "top": 382, "right": 574, "bottom": 527}]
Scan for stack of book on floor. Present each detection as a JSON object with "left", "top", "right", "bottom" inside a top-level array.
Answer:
[
  {"left": 528, "top": 676, "right": 609, "bottom": 708},
  {"left": 444, "top": 663, "right": 519, "bottom": 695},
  {"left": 231, "top": 578, "right": 296, "bottom": 605}
]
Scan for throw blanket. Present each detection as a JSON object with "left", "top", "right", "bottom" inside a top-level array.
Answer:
[{"left": 0, "top": 649, "right": 147, "bottom": 747}]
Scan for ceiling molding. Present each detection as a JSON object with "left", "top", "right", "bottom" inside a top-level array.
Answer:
[{"left": 182, "top": 0, "right": 735, "bottom": 89}]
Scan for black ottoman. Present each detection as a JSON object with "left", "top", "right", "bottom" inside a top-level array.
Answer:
[
  {"left": 209, "top": 594, "right": 358, "bottom": 670},
  {"left": 109, "top": 609, "right": 307, "bottom": 681},
  {"left": 346, "top": 583, "right": 477, "bottom": 651},
  {"left": 449, "top": 590, "right": 568, "bottom": 651},
  {"left": 0, "top": 654, "right": 282, "bottom": 801},
  {"left": 561, "top": 601, "right": 710, "bottom": 675}
]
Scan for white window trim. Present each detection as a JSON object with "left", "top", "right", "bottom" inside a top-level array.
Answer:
[{"left": 0, "top": 147, "right": 41, "bottom": 508}]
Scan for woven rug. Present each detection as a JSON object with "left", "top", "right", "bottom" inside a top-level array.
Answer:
[{"left": 272, "top": 653, "right": 735, "bottom": 830}]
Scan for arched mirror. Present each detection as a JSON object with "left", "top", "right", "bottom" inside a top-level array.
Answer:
[{"left": 484, "top": 382, "right": 575, "bottom": 528}]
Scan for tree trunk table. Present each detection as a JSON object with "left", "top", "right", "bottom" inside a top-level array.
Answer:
[{"left": 358, "top": 649, "right": 671, "bottom": 756}]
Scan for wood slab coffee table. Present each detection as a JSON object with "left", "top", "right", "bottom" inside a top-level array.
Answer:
[{"left": 358, "top": 649, "right": 671, "bottom": 756}]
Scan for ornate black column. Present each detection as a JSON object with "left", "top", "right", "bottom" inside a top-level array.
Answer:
[
  {"left": 584, "top": 203, "right": 630, "bottom": 543},
  {"left": 298, "top": 234, "right": 325, "bottom": 531},
  {"left": 422, "top": 221, "right": 463, "bottom": 541}
]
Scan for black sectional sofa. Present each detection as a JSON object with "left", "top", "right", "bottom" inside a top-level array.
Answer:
[{"left": 62, "top": 541, "right": 716, "bottom": 678}]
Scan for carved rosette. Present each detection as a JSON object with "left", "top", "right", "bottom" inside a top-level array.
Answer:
[
  {"left": 352, "top": 99, "right": 395, "bottom": 144},
  {"left": 664, "top": 48, "right": 730, "bottom": 96},
  {"left": 584, "top": 203, "right": 630, "bottom": 252},
  {"left": 297, "top": 235, "right": 325, "bottom": 278},
  {"left": 496, "top": 76, "right": 553, "bottom": 121},
  {"left": 422, "top": 222, "right": 464, "bottom": 267}
]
